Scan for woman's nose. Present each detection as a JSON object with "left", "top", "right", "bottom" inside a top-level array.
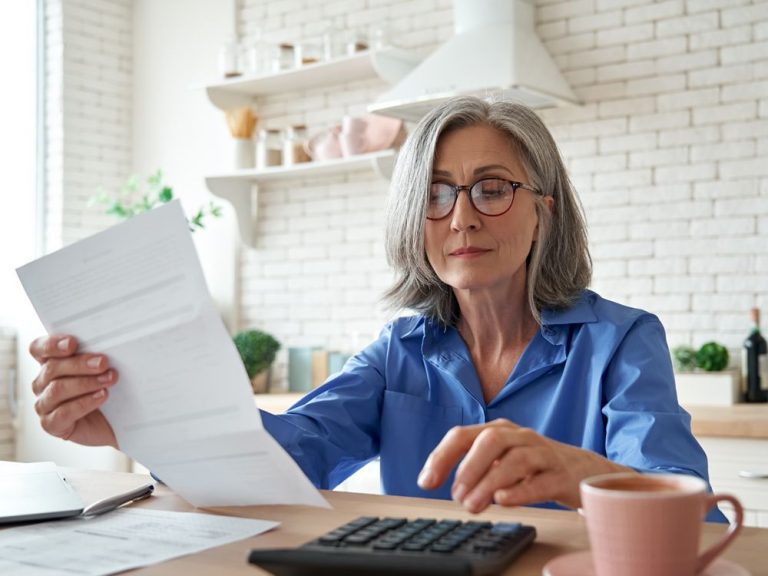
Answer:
[{"left": 450, "top": 190, "right": 481, "bottom": 231}]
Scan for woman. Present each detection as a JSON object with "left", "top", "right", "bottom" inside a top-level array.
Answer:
[{"left": 29, "top": 97, "right": 723, "bottom": 520}]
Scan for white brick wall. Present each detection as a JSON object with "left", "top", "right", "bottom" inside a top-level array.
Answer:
[
  {"left": 236, "top": 0, "right": 453, "bottom": 386},
  {"left": 232, "top": 0, "right": 768, "bottom": 384},
  {"left": 230, "top": 0, "right": 768, "bottom": 381},
  {"left": 536, "top": 0, "right": 768, "bottom": 350},
  {"left": 0, "top": 329, "right": 16, "bottom": 460},
  {"left": 46, "top": 1, "right": 767, "bottom": 386},
  {"left": 45, "top": 0, "right": 132, "bottom": 252}
]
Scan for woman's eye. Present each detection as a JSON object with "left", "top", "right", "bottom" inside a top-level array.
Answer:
[
  {"left": 430, "top": 186, "right": 452, "bottom": 204},
  {"left": 477, "top": 180, "right": 509, "bottom": 199}
]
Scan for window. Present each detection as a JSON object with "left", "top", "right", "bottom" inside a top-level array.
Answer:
[{"left": 0, "top": 0, "right": 41, "bottom": 322}]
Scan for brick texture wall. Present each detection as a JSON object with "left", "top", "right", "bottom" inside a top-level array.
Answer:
[
  {"left": 237, "top": 0, "right": 455, "bottom": 386},
  {"left": 536, "top": 0, "right": 768, "bottom": 352},
  {"left": 0, "top": 329, "right": 16, "bottom": 460},
  {"left": 45, "top": 0, "right": 133, "bottom": 251},
  {"left": 236, "top": 0, "right": 768, "bottom": 386},
  {"left": 48, "top": 1, "right": 767, "bottom": 387}
]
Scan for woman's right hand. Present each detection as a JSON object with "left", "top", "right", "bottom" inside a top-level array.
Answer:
[{"left": 29, "top": 334, "right": 118, "bottom": 448}]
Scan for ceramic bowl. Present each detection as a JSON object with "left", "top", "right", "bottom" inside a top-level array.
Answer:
[
  {"left": 304, "top": 125, "right": 342, "bottom": 161},
  {"left": 361, "top": 114, "right": 406, "bottom": 153}
]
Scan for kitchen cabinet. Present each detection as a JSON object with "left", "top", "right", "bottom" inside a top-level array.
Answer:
[
  {"left": 203, "top": 48, "right": 419, "bottom": 247},
  {"left": 698, "top": 437, "right": 768, "bottom": 527},
  {"left": 685, "top": 404, "right": 768, "bottom": 527}
]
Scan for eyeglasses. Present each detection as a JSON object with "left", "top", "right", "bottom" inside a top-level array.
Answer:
[{"left": 426, "top": 178, "right": 541, "bottom": 220}]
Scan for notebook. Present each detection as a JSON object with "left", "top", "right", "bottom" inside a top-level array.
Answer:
[{"left": 0, "top": 462, "right": 84, "bottom": 523}]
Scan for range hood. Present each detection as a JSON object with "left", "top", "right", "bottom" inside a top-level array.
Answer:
[{"left": 368, "top": 0, "right": 580, "bottom": 121}]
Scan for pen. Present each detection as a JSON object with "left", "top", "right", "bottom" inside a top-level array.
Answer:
[{"left": 81, "top": 483, "right": 155, "bottom": 517}]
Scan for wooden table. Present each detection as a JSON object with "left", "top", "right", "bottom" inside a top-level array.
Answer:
[
  {"left": 686, "top": 404, "right": 768, "bottom": 439},
  {"left": 49, "top": 469, "right": 768, "bottom": 575}
]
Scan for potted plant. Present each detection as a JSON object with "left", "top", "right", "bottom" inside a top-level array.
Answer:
[
  {"left": 233, "top": 329, "right": 281, "bottom": 394},
  {"left": 672, "top": 342, "right": 740, "bottom": 405},
  {"left": 92, "top": 170, "right": 222, "bottom": 231}
]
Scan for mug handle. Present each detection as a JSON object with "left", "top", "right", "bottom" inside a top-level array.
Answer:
[{"left": 696, "top": 493, "right": 744, "bottom": 574}]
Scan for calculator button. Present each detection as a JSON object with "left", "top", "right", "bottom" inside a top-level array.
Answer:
[{"left": 491, "top": 522, "right": 522, "bottom": 535}]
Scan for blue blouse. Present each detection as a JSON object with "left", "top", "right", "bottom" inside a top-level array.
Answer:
[{"left": 261, "top": 290, "right": 726, "bottom": 522}]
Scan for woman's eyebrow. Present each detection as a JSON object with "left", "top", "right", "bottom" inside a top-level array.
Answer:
[
  {"left": 432, "top": 165, "right": 514, "bottom": 177},
  {"left": 473, "top": 164, "right": 515, "bottom": 176}
]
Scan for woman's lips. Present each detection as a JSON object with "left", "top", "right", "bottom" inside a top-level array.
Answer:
[{"left": 450, "top": 247, "right": 490, "bottom": 257}]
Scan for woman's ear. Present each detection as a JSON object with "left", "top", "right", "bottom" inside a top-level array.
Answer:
[
  {"left": 542, "top": 194, "right": 555, "bottom": 213},
  {"left": 533, "top": 195, "right": 554, "bottom": 238}
]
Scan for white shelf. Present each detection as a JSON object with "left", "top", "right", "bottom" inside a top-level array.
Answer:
[
  {"left": 205, "top": 48, "right": 419, "bottom": 110},
  {"left": 203, "top": 46, "right": 418, "bottom": 246},
  {"left": 205, "top": 150, "right": 396, "bottom": 247}
]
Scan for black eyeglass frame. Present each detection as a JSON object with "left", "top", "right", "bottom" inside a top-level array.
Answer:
[{"left": 425, "top": 178, "right": 542, "bottom": 221}]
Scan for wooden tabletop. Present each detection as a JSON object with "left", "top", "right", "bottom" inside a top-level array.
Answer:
[
  {"left": 257, "top": 393, "right": 768, "bottom": 439},
  {"left": 685, "top": 404, "right": 768, "bottom": 439},
  {"left": 43, "top": 469, "right": 768, "bottom": 575}
]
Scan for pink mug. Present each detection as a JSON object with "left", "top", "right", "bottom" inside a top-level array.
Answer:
[{"left": 580, "top": 473, "right": 743, "bottom": 576}]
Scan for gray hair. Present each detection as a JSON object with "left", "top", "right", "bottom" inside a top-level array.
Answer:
[{"left": 383, "top": 96, "right": 591, "bottom": 326}]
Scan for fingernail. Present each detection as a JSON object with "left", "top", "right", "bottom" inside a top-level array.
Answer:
[
  {"left": 87, "top": 356, "right": 103, "bottom": 369},
  {"left": 92, "top": 389, "right": 105, "bottom": 399},
  {"left": 452, "top": 483, "right": 467, "bottom": 502},
  {"left": 417, "top": 469, "right": 434, "bottom": 489},
  {"left": 97, "top": 371, "right": 112, "bottom": 383},
  {"left": 57, "top": 338, "right": 71, "bottom": 351},
  {"left": 464, "top": 493, "right": 485, "bottom": 512}
]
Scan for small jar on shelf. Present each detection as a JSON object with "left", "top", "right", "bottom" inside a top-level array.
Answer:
[
  {"left": 218, "top": 37, "right": 242, "bottom": 78},
  {"left": 283, "top": 125, "right": 311, "bottom": 166},
  {"left": 269, "top": 43, "right": 295, "bottom": 72},
  {"left": 321, "top": 25, "right": 340, "bottom": 61},
  {"left": 344, "top": 30, "right": 368, "bottom": 56},
  {"left": 294, "top": 41, "right": 322, "bottom": 68},
  {"left": 255, "top": 128, "right": 283, "bottom": 170}
]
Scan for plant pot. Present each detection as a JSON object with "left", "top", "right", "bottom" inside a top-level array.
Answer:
[
  {"left": 674, "top": 369, "right": 741, "bottom": 406},
  {"left": 250, "top": 368, "right": 272, "bottom": 394}
]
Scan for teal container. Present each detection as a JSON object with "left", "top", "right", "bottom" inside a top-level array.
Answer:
[{"left": 288, "top": 347, "right": 314, "bottom": 392}]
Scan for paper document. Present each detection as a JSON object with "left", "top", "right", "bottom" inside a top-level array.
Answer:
[
  {"left": 17, "top": 201, "right": 328, "bottom": 508},
  {"left": 0, "top": 508, "right": 278, "bottom": 576}
]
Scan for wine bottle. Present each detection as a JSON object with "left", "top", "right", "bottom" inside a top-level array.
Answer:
[{"left": 742, "top": 308, "right": 768, "bottom": 403}]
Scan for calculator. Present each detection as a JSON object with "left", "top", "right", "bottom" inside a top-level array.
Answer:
[{"left": 248, "top": 515, "right": 536, "bottom": 575}]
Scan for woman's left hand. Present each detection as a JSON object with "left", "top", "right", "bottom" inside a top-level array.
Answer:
[{"left": 417, "top": 419, "right": 633, "bottom": 513}]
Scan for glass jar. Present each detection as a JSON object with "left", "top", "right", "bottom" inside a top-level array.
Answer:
[
  {"left": 294, "top": 41, "right": 321, "bottom": 68},
  {"left": 244, "top": 29, "right": 264, "bottom": 76},
  {"left": 218, "top": 37, "right": 241, "bottom": 78},
  {"left": 255, "top": 128, "right": 283, "bottom": 170},
  {"left": 344, "top": 30, "right": 368, "bottom": 56},
  {"left": 369, "top": 24, "right": 390, "bottom": 50},
  {"left": 282, "top": 125, "right": 311, "bottom": 166},
  {"left": 270, "top": 43, "right": 295, "bottom": 72},
  {"left": 321, "top": 25, "right": 340, "bottom": 61}
]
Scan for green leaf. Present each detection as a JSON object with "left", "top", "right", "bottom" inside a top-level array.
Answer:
[
  {"left": 695, "top": 342, "right": 729, "bottom": 372},
  {"left": 92, "top": 170, "right": 223, "bottom": 233},
  {"left": 107, "top": 203, "right": 130, "bottom": 219},
  {"left": 233, "top": 330, "right": 281, "bottom": 379},
  {"left": 147, "top": 170, "right": 162, "bottom": 187},
  {"left": 672, "top": 345, "right": 697, "bottom": 372},
  {"left": 190, "top": 209, "right": 204, "bottom": 229},
  {"left": 158, "top": 186, "right": 173, "bottom": 203},
  {"left": 123, "top": 175, "right": 139, "bottom": 195}
]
